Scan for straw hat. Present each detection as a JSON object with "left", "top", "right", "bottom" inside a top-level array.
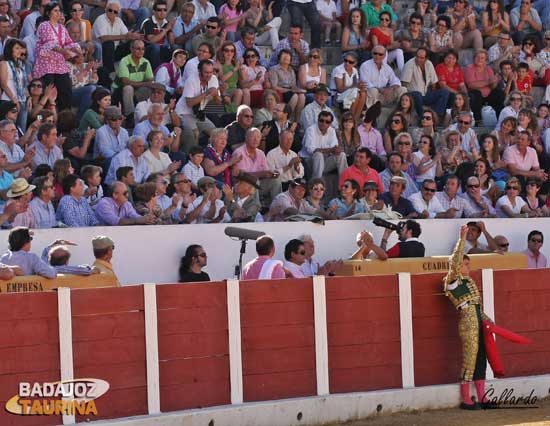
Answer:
[{"left": 7, "top": 178, "right": 35, "bottom": 198}]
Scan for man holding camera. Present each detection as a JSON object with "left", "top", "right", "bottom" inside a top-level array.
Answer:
[{"left": 379, "top": 219, "right": 425, "bottom": 258}]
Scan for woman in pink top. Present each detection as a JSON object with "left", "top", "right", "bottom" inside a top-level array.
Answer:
[
  {"left": 464, "top": 49, "right": 504, "bottom": 123},
  {"left": 34, "top": 2, "right": 81, "bottom": 112},
  {"left": 219, "top": 0, "right": 245, "bottom": 41}
]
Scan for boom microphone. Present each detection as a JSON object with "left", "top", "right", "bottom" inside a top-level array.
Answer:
[{"left": 224, "top": 226, "right": 266, "bottom": 241}]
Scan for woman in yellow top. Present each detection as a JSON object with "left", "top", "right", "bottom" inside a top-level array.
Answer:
[{"left": 443, "top": 224, "right": 493, "bottom": 410}]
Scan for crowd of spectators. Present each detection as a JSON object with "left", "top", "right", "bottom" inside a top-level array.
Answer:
[{"left": 0, "top": 0, "right": 547, "bottom": 230}]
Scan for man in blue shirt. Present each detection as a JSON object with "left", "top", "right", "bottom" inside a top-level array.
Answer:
[
  {"left": 94, "top": 106, "right": 130, "bottom": 171},
  {"left": 106, "top": 136, "right": 150, "bottom": 185},
  {"left": 0, "top": 227, "right": 56, "bottom": 278},
  {"left": 56, "top": 174, "right": 99, "bottom": 227},
  {"left": 29, "top": 176, "right": 56, "bottom": 228}
]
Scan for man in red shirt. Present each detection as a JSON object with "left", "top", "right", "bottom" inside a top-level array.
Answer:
[{"left": 338, "top": 148, "right": 384, "bottom": 195}]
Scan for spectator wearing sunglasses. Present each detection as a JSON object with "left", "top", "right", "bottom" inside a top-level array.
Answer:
[
  {"left": 179, "top": 244, "right": 211, "bottom": 282},
  {"left": 190, "top": 16, "right": 222, "bottom": 57},
  {"left": 495, "top": 177, "right": 531, "bottom": 217},
  {"left": 522, "top": 230, "right": 547, "bottom": 268},
  {"left": 283, "top": 238, "right": 308, "bottom": 278},
  {"left": 494, "top": 235, "right": 509, "bottom": 254},
  {"left": 409, "top": 178, "right": 445, "bottom": 218},
  {"left": 447, "top": 111, "right": 479, "bottom": 161},
  {"left": 461, "top": 176, "right": 497, "bottom": 218}
]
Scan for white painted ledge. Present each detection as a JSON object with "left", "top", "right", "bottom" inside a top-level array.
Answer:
[{"left": 84, "top": 374, "right": 550, "bottom": 426}]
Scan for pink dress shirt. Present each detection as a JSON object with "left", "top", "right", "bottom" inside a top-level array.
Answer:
[
  {"left": 242, "top": 255, "right": 286, "bottom": 280},
  {"left": 233, "top": 145, "right": 269, "bottom": 173},
  {"left": 34, "top": 21, "right": 80, "bottom": 78}
]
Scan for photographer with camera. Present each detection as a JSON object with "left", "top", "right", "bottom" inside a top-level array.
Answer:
[{"left": 376, "top": 218, "right": 426, "bottom": 258}]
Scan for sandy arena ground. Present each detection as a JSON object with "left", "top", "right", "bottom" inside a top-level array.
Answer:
[{"left": 330, "top": 397, "right": 550, "bottom": 426}]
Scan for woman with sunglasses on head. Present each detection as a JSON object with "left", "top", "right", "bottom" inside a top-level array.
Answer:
[
  {"left": 0, "top": 39, "right": 28, "bottom": 131},
  {"left": 412, "top": 134, "right": 443, "bottom": 188},
  {"left": 495, "top": 177, "right": 532, "bottom": 218},
  {"left": 522, "top": 178, "right": 548, "bottom": 217},
  {"left": 33, "top": 2, "right": 81, "bottom": 113},
  {"left": 341, "top": 8, "right": 370, "bottom": 63},
  {"left": 328, "top": 178, "right": 365, "bottom": 219},
  {"left": 215, "top": 41, "right": 243, "bottom": 112},
  {"left": 481, "top": 0, "right": 509, "bottom": 48},
  {"left": 383, "top": 112, "right": 407, "bottom": 153},
  {"left": 240, "top": 47, "right": 268, "bottom": 108},
  {"left": 369, "top": 11, "right": 404, "bottom": 73},
  {"left": 298, "top": 48, "right": 327, "bottom": 104}
]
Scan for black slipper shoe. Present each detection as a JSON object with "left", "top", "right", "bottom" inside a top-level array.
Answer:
[{"left": 460, "top": 402, "right": 481, "bottom": 410}]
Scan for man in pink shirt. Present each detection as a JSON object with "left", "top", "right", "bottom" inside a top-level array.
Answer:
[
  {"left": 233, "top": 128, "right": 282, "bottom": 206},
  {"left": 242, "top": 235, "right": 286, "bottom": 280},
  {"left": 522, "top": 230, "right": 547, "bottom": 269},
  {"left": 338, "top": 148, "right": 384, "bottom": 196},
  {"left": 503, "top": 131, "right": 547, "bottom": 180}
]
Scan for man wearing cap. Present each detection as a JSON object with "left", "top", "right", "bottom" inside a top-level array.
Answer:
[
  {"left": 299, "top": 84, "right": 338, "bottom": 131},
  {"left": 224, "top": 172, "right": 262, "bottom": 222},
  {"left": 460, "top": 176, "right": 497, "bottom": 218},
  {"left": 6, "top": 178, "right": 36, "bottom": 228},
  {"left": 242, "top": 235, "right": 286, "bottom": 280},
  {"left": 408, "top": 178, "right": 445, "bottom": 219},
  {"left": 266, "top": 129, "right": 304, "bottom": 189},
  {"left": 0, "top": 227, "right": 56, "bottom": 278},
  {"left": 184, "top": 176, "right": 230, "bottom": 224},
  {"left": 94, "top": 106, "right": 130, "bottom": 168},
  {"left": 339, "top": 148, "right": 384, "bottom": 196},
  {"left": 463, "top": 221, "right": 498, "bottom": 254},
  {"left": 106, "top": 136, "right": 150, "bottom": 185},
  {"left": 92, "top": 236, "right": 120, "bottom": 286},
  {"left": 134, "top": 83, "right": 180, "bottom": 126},
  {"left": 29, "top": 123, "right": 64, "bottom": 171},
  {"left": 132, "top": 103, "right": 172, "bottom": 141},
  {"left": 379, "top": 175, "right": 418, "bottom": 218},
  {"left": 233, "top": 127, "right": 282, "bottom": 207},
  {"left": 29, "top": 176, "right": 56, "bottom": 228},
  {"left": 95, "top": 181, "right": 157, "bottom": 225},
  {"left": 300, "top": 110, "right": 347, "bottom": 180},
  {"left": 267, "top": 177, "right": 316, "bottom": 221},
  {"left": 380, "top": 152, "right": 418, "bottom": 198}
]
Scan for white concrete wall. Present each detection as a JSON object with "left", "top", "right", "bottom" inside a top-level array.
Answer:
[{"left": 2, "top": 218, "right": 549, "bottom": 285}]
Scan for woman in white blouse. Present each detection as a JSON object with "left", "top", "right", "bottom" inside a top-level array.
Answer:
[{"left": 143, "top": 130, "right": 182, "bottom": 175}]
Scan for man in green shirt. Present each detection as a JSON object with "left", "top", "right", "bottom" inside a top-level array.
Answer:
[
  {"left": 113, "top": 39, "right": 155, "bottom": 120},
  {"left": 361, "top": 0, "right": 397, "bottom": 28}
]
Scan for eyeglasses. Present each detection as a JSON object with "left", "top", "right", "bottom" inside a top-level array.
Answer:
[
  {"left": 71, "top": 7, "right": 82, "bottom": 12},
  {"left": 342, "top": 184, "right": 351, "bottom": 188},
  {"left": 30, "top": 83, "right": 42, "bottom": 88},
  {"left": 498, "top": 243, "right": 510, "bottom": 248},
  {"left": 297, "top": 250, "right": 306, "bottom": 255},
  {"left": 506, "top": 186, "right": 519, "bottom": 190},
  {"left": 498, "top": 36, "right": 510, "bottom": 41},
  {"left": 343, "top": 118, "right": 354, "bottom": 123},
  {"left": 422, "top": 187, "right": 436, "bottom": 192},
  {"left": 510, "top": 97, "right": 522, "bottom": 101},
  {"left": 109, "top": 117, "right": 123, "bottom": 121},
  {"left": 527, "top": 182, "right": 540, "bottom": 188},
  {"left": 391, "top": 119, "right": 402, "bottom": 124},
  {"left": 410, "top": 21, "right": 421, "bottom": 25},
  {"left": 318, "top": 119, "right": 332, "bottom": 124},
  {"left": 311, "top": 54, "right": 320, "bottom": 59},
  {"left": 467, "top": 184, "right": 480, "bottom": 188},
  {"left": 437, "top": 22, "right": 447, "bottom": 27},
  {"left": 107, "top": 8, "right": 119, "bottom": 13},
  {"left": 458, "top": 119, "right": 471, "bottom": 125},
  {"left": 245, "top": 54, "right": 257, "bottom": 59},
  {"left": 372, "top": 52, "right": 385, "bottom": 56},
  {"left": 206, "top": 25, "right": 217, "bottom": 29},
  {"left": 242, "top": 114, "right": 253, "bottom": 118},
  {"left": 344, "top": 59, "right": 356, "bottom": 64},
  {"left": 380, "top": 17, "right": 390, "bottom": 22},
  {"left": 197, "top": 253, "right": 208, "bottom": 257},
  {"left": 422, "top": 115, "right": 432, "bottom": 120},
  {"left": 122, "top": 191, "right": 129, "bottom": 196},
  {"left": 420, "top": 140, "right": 430, "bottom": 144},
  {"left": 155, "top": 7, "right": 167, "bottom": 11},
  {"left": 176, "top": 179, "right": 191, "bottom": 184},
  {"left": 530, "top": 238, "right": 543, "bottom": 243},
  {"left": 43, "top": 185, "right": 53, "bottom": 189},
  {"left": 524, "top": 41, "right": 534, "bottom": 46},
  {"left": 364, "top": 187, "right": 377, "bottom": 192},
  {"left": 312, "top": 186, "right": 325, "bottom": 191},
  {"left": 397, "top": 141, "right": 411, "bottom": 145},
  {"left": 223, "top": 48, "right": 235, "bottom": 52},
  {"left": 9, "top": 108, "right": 17, "bottom": 114}
]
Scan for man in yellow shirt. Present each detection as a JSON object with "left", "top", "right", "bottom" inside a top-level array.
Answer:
[{"left": 91, "top": 236, "right": 120, "bottom": 286}]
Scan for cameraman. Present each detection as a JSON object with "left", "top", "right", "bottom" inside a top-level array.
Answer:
[{"left": 380, "top": 219, "right": 425, "bottom": 258}]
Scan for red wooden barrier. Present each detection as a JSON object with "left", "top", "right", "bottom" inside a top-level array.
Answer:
[
  {"left": 240, "top": 278, "right": 316, "bottom": 402},
  {"left": 0, "top": 292, "right": 61, "bottom": 426},
  {"left": 326, "top": 275, "right": 402, "bottom": 393},
  {"left": 71, "top": 286, "right": 147, "bottom": 422},
  {"left": 494, "top": 269, "right": 550, "bottom": 378},
  {"left": 411, "top": 271, "right": 482, "bottom": 386},
  {"left": 156, "top": 282, "right": 230, "bottom": 411}
]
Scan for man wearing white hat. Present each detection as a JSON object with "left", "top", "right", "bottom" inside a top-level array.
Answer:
[{"left": 6, "top": 178, "right": 36, "bottom": 228}]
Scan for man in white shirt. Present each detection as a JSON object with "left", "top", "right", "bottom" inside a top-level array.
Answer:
[
  {"left": 192, "top": 0, "right": 216, "bottom": 23},
  {"left": 266, "top": 130, "right": 304, "bottom": 187},
  {"left": 299, "top": 111, "right": 347, "bottom": 179},
  {"left": 360, "top": 45, "right": 407, "bottom": 108},
  {"left": 299, "top": 84, "right": 338, "bottom": 130},
  {"left": 408, "top": 178, "right": 445, "bottom": 218},
  {"left": 283, "top": 238, "right": 307, "bottom": 278},
  {"left": 447, "top": 112, "right": 479, "bottom": 161},
  {"left": 134, "top": 83, "right": 178, "bottom": 125},
  {"left": 401, "top": 48, "right": 450, "bottom": 119},
  {"left": 175, "top": 59, "right": 220, "bottom": 144}
]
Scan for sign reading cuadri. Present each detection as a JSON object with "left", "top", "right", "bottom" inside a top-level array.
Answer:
[{"left": 5, "top": 378, "right": 109, "bottom": 416}]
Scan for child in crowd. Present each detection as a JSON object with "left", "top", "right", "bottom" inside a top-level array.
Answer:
[
  {"left": 81, "top": 165, "right": 104, "bottom": 209},
  {"left": 516, "top": 62, "right": 534, "bottom": 107},
  {"left": 182, "top": 146, "right": 205, "bottom": 189}
]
